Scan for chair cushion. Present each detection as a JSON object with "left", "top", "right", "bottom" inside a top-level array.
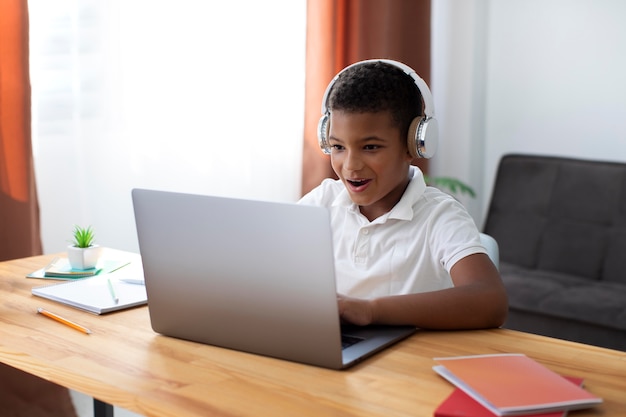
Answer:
[{"left": 501, "top": 262, "right": 626, "bottom": 332}]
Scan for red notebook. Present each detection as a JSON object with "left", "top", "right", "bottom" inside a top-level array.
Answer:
[
  {"left": 433, "top": 354, "right": 602, "bottom": 416},
  {"left": 434, "top": 376, "right": 583, "bottom": 417}
]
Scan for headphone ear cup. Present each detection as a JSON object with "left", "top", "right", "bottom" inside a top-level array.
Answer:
[
  {"left": 407, "top": 117, "right": 422, "bottom": 159},
  {"left": 416, "top": 117, "right": 438, "bottom": 159},
  {"left": 408, "top": 116, "right": 438, "bottom": 159},
  {"left": 317, "top": 114, "right": 331, "bottom": 155}
]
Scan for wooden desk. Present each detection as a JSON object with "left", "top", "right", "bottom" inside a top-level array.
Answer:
[{"left": 1, "top": 252, "right": 625, "bottom": 416}]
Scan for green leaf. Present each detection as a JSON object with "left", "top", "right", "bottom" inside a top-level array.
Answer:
[
  {"left": 424, "top": 175, "right": 476, "bottom": 198},
  {"left": 71, "top": 225, "right": 95, "bottom": 248}
]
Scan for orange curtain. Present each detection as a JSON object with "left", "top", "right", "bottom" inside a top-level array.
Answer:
[
  {"left": 302, "top": 0, "right": 431, "bottom": 195},
  {"left": 0, "top": 0, "right": 42, "bottom": 261},
  {"left": 0, "top": 4, "right": 75, "bottom": 414}
]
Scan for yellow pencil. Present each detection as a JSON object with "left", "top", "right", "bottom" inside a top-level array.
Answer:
[{"left": 37, "top": 307, "right": 92, "bottom": 334}]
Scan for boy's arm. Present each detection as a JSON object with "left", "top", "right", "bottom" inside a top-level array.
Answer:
[{"left": 337, "top": 253, "right": 508, "bottom": 329}]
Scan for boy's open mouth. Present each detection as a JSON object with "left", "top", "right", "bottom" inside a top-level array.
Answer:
[{"left": 347, "top": 179, "right": 371, "bottom": 188}]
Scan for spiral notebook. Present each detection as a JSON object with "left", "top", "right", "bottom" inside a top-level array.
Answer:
[{"left": 31, "top": 263, "right": 147, "bottom": 314}]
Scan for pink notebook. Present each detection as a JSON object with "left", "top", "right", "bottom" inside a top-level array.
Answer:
[
  {"left": 435, "top": 376, "right": 583, "bottom": 417},
  {"left": 433, "top": 354, "right": 601, "bottom": 416}
]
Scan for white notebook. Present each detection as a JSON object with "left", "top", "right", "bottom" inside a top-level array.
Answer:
[{"left": 31, "top": 263, "right": 147, "bottom": 314}]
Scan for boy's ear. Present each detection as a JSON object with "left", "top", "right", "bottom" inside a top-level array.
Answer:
[{"left": 405, "top": 147, "right": 415, "bottom": 163}]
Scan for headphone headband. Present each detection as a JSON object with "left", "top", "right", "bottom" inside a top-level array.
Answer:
[
  {"left": 318, "top": 59, "right": 438, "bottom": 159},
  {"left": 320, "top": 59, "right": 435, "bottom": 118}
]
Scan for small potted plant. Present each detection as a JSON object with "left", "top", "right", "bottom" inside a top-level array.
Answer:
[
  {"left": 424, "top": 175, "right": 476, "bottom": 198},
  {"left": 67, "top": 225, "right": 102, "bottom": 270}
]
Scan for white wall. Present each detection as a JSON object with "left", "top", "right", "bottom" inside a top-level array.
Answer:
[
  {"left": 30, "top": 0, "right": 307, "bottom": 254},
  {"left": 431, "top": 0, "right": 626, "bottom": 228},
  {"left": 431, "top": 0, "right": 489, "bottom": 222}
]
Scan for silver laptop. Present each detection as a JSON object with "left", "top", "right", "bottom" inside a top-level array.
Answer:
[{"left": 131, "top": 188, "right": 416, "bottom": 369}]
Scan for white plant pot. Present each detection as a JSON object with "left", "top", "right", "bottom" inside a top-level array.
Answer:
[{"left": 67, "top": 245, "right": 102, "bottom": 270}]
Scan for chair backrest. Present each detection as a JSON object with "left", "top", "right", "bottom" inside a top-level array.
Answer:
[
  {"left": 479, "top": 233, "right": 499, "bottom": 271},
  {"left": 483, "top": 153, "right": 626, "bottom": 283}
]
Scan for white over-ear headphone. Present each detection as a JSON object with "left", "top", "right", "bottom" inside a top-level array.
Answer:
[{"left": 317, "top": 59, "right": 438, "bottom": 159}]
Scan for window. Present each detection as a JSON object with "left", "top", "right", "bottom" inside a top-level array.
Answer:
[{"left": 29, "top": 0, "right": 306, "bottom": 252}]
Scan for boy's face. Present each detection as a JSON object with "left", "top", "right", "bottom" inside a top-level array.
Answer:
[{"left": 328, "top": 110, "right": 413, "bottom": 221}]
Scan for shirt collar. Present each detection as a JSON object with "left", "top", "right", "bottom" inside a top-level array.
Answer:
[{"left": 331, "top": 166, "right": 427, "bottom": 222}]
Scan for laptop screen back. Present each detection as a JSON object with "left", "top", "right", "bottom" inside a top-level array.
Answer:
[{"left": 132, "top": 188, "right": 345, "bottom": 368}]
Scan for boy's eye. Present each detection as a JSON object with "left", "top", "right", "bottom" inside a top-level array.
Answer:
[{"left": 364, "top": 144, "right": 380, "bottom": 150}]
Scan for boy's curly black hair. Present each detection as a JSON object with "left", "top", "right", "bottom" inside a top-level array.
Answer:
[{"left": 328, "top": 61, "right": 424, "bottom": 140}]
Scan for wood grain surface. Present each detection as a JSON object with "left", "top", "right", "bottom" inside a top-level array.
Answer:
[{"left": 1, "top": 251, "right": 625, "bottom": 416}]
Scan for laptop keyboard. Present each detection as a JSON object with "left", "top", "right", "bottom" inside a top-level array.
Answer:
[{"left": 341, "top": 334, "right": 364, "bottom": 349}]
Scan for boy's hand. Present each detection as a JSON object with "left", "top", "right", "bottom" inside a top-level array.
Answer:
[{"left": 337, "top": 294, "right": 374, "bottom": 326}]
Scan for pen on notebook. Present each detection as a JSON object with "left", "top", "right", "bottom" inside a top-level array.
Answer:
[
  {"left": 107, "top": 277, "right": 119, "bottom": 304},
  {"left": 43, "top": 256, "right": 60, "bottom": 271},
  {"left": 37, "top": 307, "right": 92, "bottom": 334}
]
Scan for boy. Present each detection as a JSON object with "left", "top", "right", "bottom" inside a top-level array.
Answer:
[{"left": 299, "top": 59, "right": 508, "bottom": 329}]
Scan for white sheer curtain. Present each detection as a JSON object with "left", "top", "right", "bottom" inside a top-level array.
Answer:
[{"left": 29, "top": 0, "right": 306, "bottom": 253}]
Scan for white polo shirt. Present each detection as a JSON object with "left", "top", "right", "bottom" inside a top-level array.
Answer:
[{"left": 298, "top": 166, "right": 486, "bottom": 299}]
